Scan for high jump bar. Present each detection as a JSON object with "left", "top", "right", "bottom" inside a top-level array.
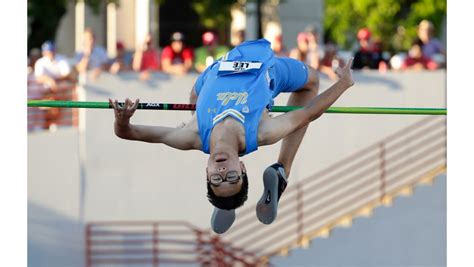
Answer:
[{"left": 27, "top": 100, "right": 447, "bottom": 115}]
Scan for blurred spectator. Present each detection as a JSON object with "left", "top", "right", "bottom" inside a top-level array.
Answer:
[
  {"left": 290, "top": 32, "right": 319, "bottom": 69},
  {"left": 34, "top": 41, "right": 73, "bottom": 91},
  {"left": 306, "top": 25, "right": 339, "bottom": 80},
  {"left": 417, "top": 20, "right": 445, "bottom": 58},
  {"left": 194, "top": 31, "right": 229, "bottom": 73},
  {"left": 133, "top": 33, "right": 161, "bottom": 80},
  {"left": 28, "top": 48, "right": 41, "bottom": 74},
  {"left": 304, "top": 25, "right": 321, "bottom": 63},
  {"left": 161, "top": 32, "right": 193, "bottom": 75},
  {"left": 401, "top": 40, "right": 438, "bottom": 71},
  {"left": 272, "top": 35, "right": 288, "bottom": 57},
  {"left": 389, "top": 53, "right": 406, "bottom": 71},
  {"left": 74, "top": 28, "right": 109, "bottom": 80},
  {"left": 290, "top": 28, "right": 338, "bottom": 80},
  {"left": 353, "top": 28, "right": 386, "bottom": 70},
  {"left": 321, "top": 42, "right": 345, "bottom": 71},
  {"left": 265, "top": 21, "right": 286, "bottom": 56},
  {"left": 109, "top": 41, "right": 132, "bottom": 74},
  {"left": 231, "top": 29, "right": 246, "bottom": 47}
]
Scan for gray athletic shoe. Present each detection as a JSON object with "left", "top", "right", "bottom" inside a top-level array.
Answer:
[
  {"left": 256, "top": 163, "right": 288, "bottom": 224},
  {"left": 211, "top": 207, "right": 236, "bottom": 234}
]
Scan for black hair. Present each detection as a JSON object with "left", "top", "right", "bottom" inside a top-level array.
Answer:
[
  {"left": 413, "top": 38, "right": 424, "bottom": 48},
  {"left": 206, "top": 172, "right": 249, "bottom": 210}
]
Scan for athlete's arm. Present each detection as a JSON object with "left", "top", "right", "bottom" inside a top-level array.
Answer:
[
  {"left": 190, "top": 66, "right": 209, "bottom": 113},
  {"left": 110, "top": 98, "right": 201, "bottom": 150},
  {"left": 189, "top": 85, "right": 198, "bottom": 105},
  {"left": 188, "top": 84, "right": 199, "bottom": 117},
  {"left": 258, "top": 58, "right": 354, "bottom": 146}
]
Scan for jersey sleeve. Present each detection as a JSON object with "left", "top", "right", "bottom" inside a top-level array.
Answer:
[
  {"left": 194, "top": 61, "right": 216, "bottom": 96},
  {"left": 194, "top": 68, "right": 207, "bottom": 96}
]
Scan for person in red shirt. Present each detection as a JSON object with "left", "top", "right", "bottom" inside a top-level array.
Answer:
[
  {"left": 402, "top": 40, "right": 438, "bottom": 71},
  {"left": 353, "top": 28, "right": 387, "bottom": 70},
  {"left": 133, "top": 33, "right": 161, "bottom": 80},
  {"left": 161, "top": 32, "right": 193, "bottom": 75}
]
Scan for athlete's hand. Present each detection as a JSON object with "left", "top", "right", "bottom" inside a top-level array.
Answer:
[
  {"left": 109, "top": 98, "right": 140, "bottom": 126},
  {"left": 335, "top": 57, "right": 354, "bottom": 87}
]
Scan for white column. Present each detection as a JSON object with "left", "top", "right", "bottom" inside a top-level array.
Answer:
[
  {"left": 150, "top": 0, "right": 159, "bottom": 46},
  {"left": 75, "top": 1, "right": 85, "bottom": 53},
  {"left": 245, "top": 1, "right": 258, "bottom": 40},
  {"left": 135, "top": 0, "right": 150, "bottom": 48},
  {"left": 107, "top": 2, "right": 117, "bottom": 58},
  {"left": 77, "top": 85, "right": 87, "bottom": 222},
  {"left": 74, "top": 1, "right": 88, "bottom": 222},
  {"left": 231, "top": 6, "right": 246, "bottom": 46}
]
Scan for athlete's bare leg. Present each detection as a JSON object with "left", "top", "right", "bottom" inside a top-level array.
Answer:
[
  {"left": 277, "top": 67, "right": 319, "bottom": 177},
  {"left": 256, "top": 67, "right": 319, "bottom": 224}
]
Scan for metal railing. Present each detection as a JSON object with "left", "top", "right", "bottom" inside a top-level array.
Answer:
[
  {"left": 27, "top": 80, "right": 79, "bottom": 132},
  {"left": 85, "top": 116, "right": 445, "bottom": 265},
  {"left": 219, "top": 116, "right": 447, "bottom": 259},
  {"left": 86, "top": 221, "right": 262, "bottom": 267}
]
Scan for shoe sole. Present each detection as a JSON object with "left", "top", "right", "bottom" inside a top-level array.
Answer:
[
  {"left": 211, "top": 208, "right": 235, "bottom": 234},
  {"left": 256, "top": 167, "right": 279, "bottom": 224}
]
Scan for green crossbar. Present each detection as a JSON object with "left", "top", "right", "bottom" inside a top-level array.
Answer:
[{"left": 27, "top": 100, "right": 447, "bottom": 115}]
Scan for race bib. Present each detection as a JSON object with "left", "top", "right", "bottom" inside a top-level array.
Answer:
[{"left": 218, "top": 61, "right": 262, "bottom": 75}]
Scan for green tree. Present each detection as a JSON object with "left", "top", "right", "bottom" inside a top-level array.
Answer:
[
  {"left": 324, "top": 0, "right": 446, "bottom": 52},
  {"left": 190, "top": 0, "right": 235, "bottom": 41},
  {"left": 28, "top": 0, "right": 68, "bottom": 51}
]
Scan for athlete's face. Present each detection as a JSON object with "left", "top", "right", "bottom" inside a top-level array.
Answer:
[{"left": 206, "top": 152, "right": 245, "bottom": 197}]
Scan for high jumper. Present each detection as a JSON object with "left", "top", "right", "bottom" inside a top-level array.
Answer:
[{"left": 109, "top": 39, "right": 354, "bottom": 233}]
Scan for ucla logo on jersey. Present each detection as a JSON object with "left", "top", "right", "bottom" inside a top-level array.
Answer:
[{"left": 217, "top": 92, "right": 248, "bottom": 106}]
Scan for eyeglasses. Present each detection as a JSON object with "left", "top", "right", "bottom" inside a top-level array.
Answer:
[{"left": 209, "top": 171, "right": 245, "bottom": 186}]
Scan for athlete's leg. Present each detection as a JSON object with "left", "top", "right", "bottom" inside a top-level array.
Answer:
[
  {"left": 256, "top": 64, "right": 319, "bottom": 225},
  {"left": 277, "top": 66, "right": 319, "bottom": 177}
]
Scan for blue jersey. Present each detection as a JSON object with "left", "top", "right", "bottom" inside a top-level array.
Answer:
[{"left": 194, "top": 39, "right": 309, "bottom": 156}]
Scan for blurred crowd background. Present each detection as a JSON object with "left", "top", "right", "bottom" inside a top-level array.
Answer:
[{"left": 27, "top": 0, "right": 446, "bottom": 102}]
